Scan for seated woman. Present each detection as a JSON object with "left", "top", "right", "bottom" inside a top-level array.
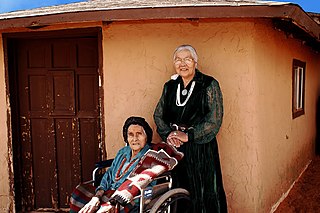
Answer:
[{"left": 70, "top": 116, "right": 153, "bottom": 213}]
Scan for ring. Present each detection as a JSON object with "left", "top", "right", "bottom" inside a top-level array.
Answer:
[{"left": 173, "top": 132, "right": 177, "bottom": 136}]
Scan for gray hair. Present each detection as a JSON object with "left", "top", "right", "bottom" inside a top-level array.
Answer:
[{"left": 173, "top": 44, "right": 198, "bottom": 63}]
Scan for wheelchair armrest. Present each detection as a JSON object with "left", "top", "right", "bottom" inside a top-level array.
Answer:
[
  {"left": 137, "top": 172, "right": 173, "bottom": 212},
  {"left": 92, "top": 159, "right": 114, "bottom": 186},
  {"left": 95, "top": 159, "right": 114, "bottom": 168}
]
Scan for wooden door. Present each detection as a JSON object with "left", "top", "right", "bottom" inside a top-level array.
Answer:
[{"left": 14, "top": 37, "right": 101, "bottom": 211}]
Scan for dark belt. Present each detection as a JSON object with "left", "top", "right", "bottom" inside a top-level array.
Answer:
[{"left": 170, "top": 123, "right": 193, "bottom": 133}]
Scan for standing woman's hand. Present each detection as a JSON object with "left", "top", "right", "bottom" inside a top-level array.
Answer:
[
  {"left": 79, "top": 196, "right": 100, "bottom": 213},
  {"left": 167, "top": 131, "right": 188, "bottom": 147}
]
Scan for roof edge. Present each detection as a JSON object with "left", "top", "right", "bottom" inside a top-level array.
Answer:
[{"left": 0, "top": 4, "right": 319, "bottom": 43}]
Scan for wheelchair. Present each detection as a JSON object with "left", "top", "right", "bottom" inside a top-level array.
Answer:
[{"left": 90, "top": 158, "right": 190, "bottom": 213}]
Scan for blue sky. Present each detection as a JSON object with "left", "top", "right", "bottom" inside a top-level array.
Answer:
[
  {"left": 0, "top": 0, "right": 83, "bottom": 13},
  {"left": 0, "top": 0, "right": 319, "bottom": 14},
  {"left": 282, "top": 0, "right": 320, "bottom": 13}
]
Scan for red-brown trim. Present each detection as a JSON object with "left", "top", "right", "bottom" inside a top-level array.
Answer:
[
  {"left": 2, "top": 27, "right": 101, "bottom": 38},
  {"left": 97, "top": 28, "right": 107, "bottom": 160}
]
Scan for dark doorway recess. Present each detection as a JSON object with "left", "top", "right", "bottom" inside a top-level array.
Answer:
[{"left": 6, "top": 28, "right": 103, "bottom": 212}]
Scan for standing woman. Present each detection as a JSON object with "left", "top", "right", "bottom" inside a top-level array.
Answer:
[{"left": 154, "top": 45, "right": 227, "bottom": 213}]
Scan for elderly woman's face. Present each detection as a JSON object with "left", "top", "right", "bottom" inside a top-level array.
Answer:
[
  {"left": 174, "top": 50, "right": 196, "bottom": 82},
  {"left": 127, "top": 124, "right": 147, "bottom": 155}
]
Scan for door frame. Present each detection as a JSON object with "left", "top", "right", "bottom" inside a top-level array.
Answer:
[{"left": 3, "top": 27, "right": 105, "bottom": 212}]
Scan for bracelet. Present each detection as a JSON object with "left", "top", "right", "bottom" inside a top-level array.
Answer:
[{"left": 94, "top": 189, "right": 104, "bottom": 199}]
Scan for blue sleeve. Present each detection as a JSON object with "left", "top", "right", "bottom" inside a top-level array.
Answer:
[{"left": 95, "top": 148, "right": 126, "bottom": 192}]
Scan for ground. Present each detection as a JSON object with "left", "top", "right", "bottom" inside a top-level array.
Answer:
[{"left": 275, "top": 156, "right": 320, "bottom": 213}]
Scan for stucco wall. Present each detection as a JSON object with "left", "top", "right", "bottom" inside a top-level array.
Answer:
[
  {"left": 253, "top": 20, "right": 320, "bottom": 211},
  {"left": 0, "top": 35, "right": 14, "bottom": 212},
  {"left": 102, "top": 19, "right": 320, "bottom": 212},
  {"left": 102, "top": 19, "right": 260, "bottom": 212}
]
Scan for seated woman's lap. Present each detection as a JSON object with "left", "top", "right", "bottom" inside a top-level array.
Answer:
[{"left": 70, "top": 183, "right": 115, "bottom": 213}]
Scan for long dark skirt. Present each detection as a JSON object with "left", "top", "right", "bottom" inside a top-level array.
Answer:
[{"left": 173, "top": 138, "right": 228, "bottom": 213}]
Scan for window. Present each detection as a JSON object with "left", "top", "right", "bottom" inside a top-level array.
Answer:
[{"left": 292, "top": 59, "right": 306, "bottom": 119}]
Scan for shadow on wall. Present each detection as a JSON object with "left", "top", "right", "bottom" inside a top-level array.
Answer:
[{"left": 316, "top": 94, "right": 320, "bottom": 156}]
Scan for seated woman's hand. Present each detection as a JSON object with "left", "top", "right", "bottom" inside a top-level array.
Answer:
[
  {"left": 79, "top": 196, "right": 100, "bottom": 213},
  {"left": 96, "top": 202, "right": 115, "bottom": 213}
]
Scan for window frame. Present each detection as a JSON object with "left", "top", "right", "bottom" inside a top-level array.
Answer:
[{"left": 292, "top": 59, "right": 306, "bottom": 119}]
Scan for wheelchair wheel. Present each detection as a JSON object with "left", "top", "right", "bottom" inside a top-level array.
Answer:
[{"left": 149, "top": 188, "right": 190, "bottom": 213}]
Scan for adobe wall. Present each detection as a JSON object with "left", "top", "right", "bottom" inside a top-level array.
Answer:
[
  {"left": 101, "top": 19, "right": 320, "bottom": 212},
  {"left": 0, "top": 34, "right": 14, "bottom": 212},
  {"left": 102, "top": 19, "right": 260, "bottom": 212},
  {"left": 253, "top": 20, "right": 320, "bottom": 211}
]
